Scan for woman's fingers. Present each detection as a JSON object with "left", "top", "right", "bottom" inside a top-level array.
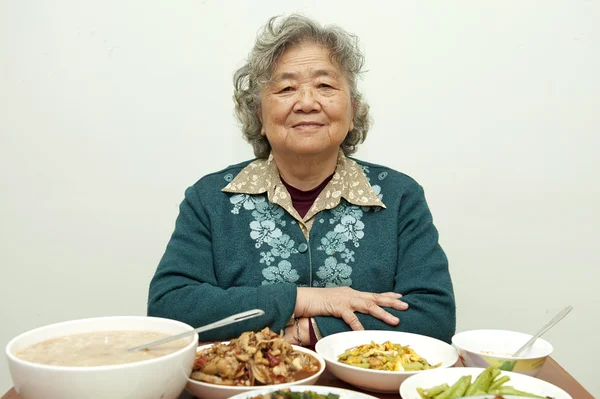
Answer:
[
  {"left": 369, "top": 292, "right": 409, "bottom": 311},
  {"left": 341, "top": 310, "right": 364, "bottom": 331},
  {"left": 345, "top": 291, "right": 407, "bottom": 325},
  {"left": 380, "top": 292, "right": 403, "bottom": 298},
  {"left": 360, "top": 298, "right": 400, "bottom": 325}
]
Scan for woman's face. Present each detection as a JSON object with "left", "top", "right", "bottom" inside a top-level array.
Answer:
[{"left": 260, "top": 42, "right": 354, "bottom": 159}]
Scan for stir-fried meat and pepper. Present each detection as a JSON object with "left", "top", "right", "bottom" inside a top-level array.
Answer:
[{"left": 190, "top": 328, "right": 321, "bottom": 386}]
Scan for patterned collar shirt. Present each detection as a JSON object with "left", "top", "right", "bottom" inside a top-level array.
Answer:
[{"left": 222, "top": 150, "right": 386, "bottom": 240}]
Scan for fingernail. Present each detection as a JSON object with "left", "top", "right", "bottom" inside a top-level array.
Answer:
[
  {"left": 401, "top": 303, "right": 409, "bottom": 309},
  {"left": 395, "top": 293, "right": 403, "bottom": 298},
  {"left": 392, "top": 317, "right": 399, "bottom": 323}
]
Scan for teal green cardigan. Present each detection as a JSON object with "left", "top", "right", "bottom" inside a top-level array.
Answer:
[{"left": 148, "top": 159, "right": 456, "bottom": 343}]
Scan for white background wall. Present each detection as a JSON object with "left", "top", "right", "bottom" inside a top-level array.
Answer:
[{"left": 1, "top": 0, "right": 598, "bottom": 396}]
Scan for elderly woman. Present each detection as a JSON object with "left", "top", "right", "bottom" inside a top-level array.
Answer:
[{"left": 148, "top": 14, "right": 456, "bottom": 345}]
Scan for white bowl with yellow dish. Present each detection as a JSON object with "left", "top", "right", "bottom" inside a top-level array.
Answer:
[
  {"left": 5, "top": 316, "right": 198, "bottom": 399},
  {"left": 452, "top": 329, "right": 553, "bottom": 376},
  {"left": 315, "top": 330, "right": 458, "bottom": 393}
]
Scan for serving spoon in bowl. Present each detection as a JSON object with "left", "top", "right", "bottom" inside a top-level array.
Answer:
[
  {"left": 127, "top": 309, "right": 265, "bottom": 352},
  {"left": 512, "top": 305, "right": 573, "bottom": 357}
]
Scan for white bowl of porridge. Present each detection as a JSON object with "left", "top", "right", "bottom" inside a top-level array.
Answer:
[{"left": 5, "top": 316, "right": 198, "bottom": 399}]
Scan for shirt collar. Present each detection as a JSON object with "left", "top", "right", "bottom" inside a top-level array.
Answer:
[{"left": 222, "top": 150, "right": 386, "bottom": 209}]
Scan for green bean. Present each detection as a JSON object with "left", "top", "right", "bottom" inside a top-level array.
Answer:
[
  {"left": 478, "top": 367, "right": 496, "bottom": 392},
  {"left": 417, "top": 387, "right": 429, "bottom": 399},
  {"left": 488, "top": 375, "right": 510, "bottom": 391},
  {"left": 403, "top": 362, "right": 425, "bottom": 371},
  {"left": 433, "top": 375, "right": 471, "bottom": 399},
  {"left": 465, "top": 366, "right": 494, "bottom": 395},
  {"left": 421, "top": 384, "right": 449, "bottom": 398},
  {"left": 464, "top": 368, "right": 483, "bottom": 395},
  {"left": 491, "top": 368, "right": 502, "bottom": 380},
  {"left": 490, "top": 386, "right": 548, "bottom": 398},
  {"left": 448, "top": 375, "right": 471, "bottom": 398},
  {"left": 432, "top": 378, "right": 461, "bottom": 399}
]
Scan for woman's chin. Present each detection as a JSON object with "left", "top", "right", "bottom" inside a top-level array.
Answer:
[
  {"left": 278, "top": 139, "right": 342, "bottom": 158},
  {"left": 287, "top": 146, "right": 338, "bottom": 158}
]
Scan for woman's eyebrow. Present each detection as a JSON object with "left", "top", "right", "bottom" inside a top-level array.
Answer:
[
  {"left": 272, "top": 69, "right": 339, "bottom": 82},
  {"left": 272, "top": 72, "right": 297, "bottom": 82},
  {"left": 311, "top": 69, "right": 339, "bottom": 78}
]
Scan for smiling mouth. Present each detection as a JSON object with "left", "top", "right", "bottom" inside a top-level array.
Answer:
[{"left": 292, "top": 123, "right": 325, "bottom": 129}]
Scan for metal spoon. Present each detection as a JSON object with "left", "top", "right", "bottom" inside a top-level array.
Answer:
[
  {"left": 127, "top": 309, "right": 265, "bottom": 352},
  {"left": 512, "top": 305, "right": 573, "bottom": 357}
]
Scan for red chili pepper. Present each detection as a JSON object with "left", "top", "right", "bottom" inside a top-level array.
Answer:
[
  {"left": 193, "top": 357, "right": 208, "bottom": 369},
  {"left": 266, "top": 352, "right": 281, "bottom": 367}
]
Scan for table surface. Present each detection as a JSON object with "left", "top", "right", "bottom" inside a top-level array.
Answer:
[{"left": 3, "top": 357, "right": 593, "bottom": 399}]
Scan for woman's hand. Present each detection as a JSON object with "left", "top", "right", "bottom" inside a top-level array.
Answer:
[
  {"left": 294, "top": 287, "right": 408, "bottom": 331},
  {"left": 283, "top": 317, "right": 311, "bottom": 346}
]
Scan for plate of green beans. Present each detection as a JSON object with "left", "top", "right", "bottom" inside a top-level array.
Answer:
[{"left": 399, "top": 366, "right": 572, "bottom": 399}]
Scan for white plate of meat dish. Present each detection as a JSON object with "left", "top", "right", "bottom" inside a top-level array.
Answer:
[
  {"left": 228, "top": 385, "right": 380, "bottom": 399},
  {"left": 185, "top": 328, "right": 325, "bottom": 399}
]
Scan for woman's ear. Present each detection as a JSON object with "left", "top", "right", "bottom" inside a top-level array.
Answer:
[
  {"left": 349, "top": 100, "right": 357, "bottom": 131},
  {"left": 258, "top": 107, "right": 265, "bottom": 136}
]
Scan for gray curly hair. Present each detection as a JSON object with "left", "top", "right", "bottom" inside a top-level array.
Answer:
[{"left": 233, "top": 14, "right": 371, "bottom": 158}]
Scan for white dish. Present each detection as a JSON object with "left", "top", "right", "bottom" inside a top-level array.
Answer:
[
  {"left": 5, "top": 316, "right": 198, "bottom": 399},
  {"left": 466, "top": 396, "right": 553, "bottom": 399},
  {"left": 185, "top": 343, "right": 325, "bottom": 399},
  {"left": 452, "top": 329, "right": 553, "bottom": 376},
  {"left": 315, "top": 330, "right": 458, "bottom": 393},
  {"left": 228, "top": 385, "right": 379, "bottom": 399},
  {"left": 399, "top": 366, "right": 572, "bottom": 399}
]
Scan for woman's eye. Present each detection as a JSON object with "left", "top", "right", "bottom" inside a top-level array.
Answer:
[
  {"left": 279, "top": 87, "right": 293, "bottom": 93},
  {"left": 319, "top": 83, "right": 333, "bottom": 89}
]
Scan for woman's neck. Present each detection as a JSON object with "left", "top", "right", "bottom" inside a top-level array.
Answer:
[{"left": 272, "top": 151, "right": 338, "bottom": 191}]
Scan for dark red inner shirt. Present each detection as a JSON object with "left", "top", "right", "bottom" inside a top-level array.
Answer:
[{"left": 280, "top": 173, "right": 335, "bottom": 218}]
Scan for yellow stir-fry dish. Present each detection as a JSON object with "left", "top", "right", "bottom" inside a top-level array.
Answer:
[{"left": 337, "top": 340, "right": 441, "bottom": 371}]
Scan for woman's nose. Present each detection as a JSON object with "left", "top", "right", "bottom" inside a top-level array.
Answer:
[{"left": 293, "top": 87, "right": 322, "bottom": 113}]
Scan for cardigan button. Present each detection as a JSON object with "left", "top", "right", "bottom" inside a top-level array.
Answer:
[{"left": 297, "top": 243, "right": 308, "bottom": 253}]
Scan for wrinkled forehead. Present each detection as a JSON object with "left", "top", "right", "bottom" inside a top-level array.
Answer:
[{"left": 268, "top": 41, "right": 346, "bottom": 80}]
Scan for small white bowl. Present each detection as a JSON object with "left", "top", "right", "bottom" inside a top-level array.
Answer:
[
  {"left": 399, "top": 366, "right": 572, "bottom": 399},
  {"left": 5, "top": 316, "right": 198, "bottom": 399},
  {"left": 185, "top": 344, "right": 325, "bottom": 399},
  {"left": 452, "top": 329, "right": 553, "bottom": 376},
  {"left": 315, "top": 330, "right": 459, "bottom": 393}
]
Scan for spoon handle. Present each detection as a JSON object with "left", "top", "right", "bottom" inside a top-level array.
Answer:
[
  {"left": 512, "top": 305, "right": 573, "bottom": 357},
  {"left": 128, "top": 309, "right": 265, "bottom": 352}
]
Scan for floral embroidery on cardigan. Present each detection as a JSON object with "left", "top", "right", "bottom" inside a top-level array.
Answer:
[{"left": 225, "top": 151, "right": 385, "bottom": 287}]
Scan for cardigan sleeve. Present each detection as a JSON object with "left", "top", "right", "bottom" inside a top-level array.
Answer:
[
  {"left": 147, "top": 185, "right": 297, "bottom": 340},
  {"left": 314, "top": 182, "right": 456, "bottom": 343}
]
